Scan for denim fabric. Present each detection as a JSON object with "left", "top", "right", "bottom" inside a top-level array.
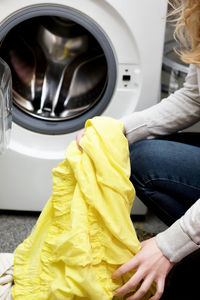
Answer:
[{"left": 129, "top": 132, "right": 200, "bottom": 226}]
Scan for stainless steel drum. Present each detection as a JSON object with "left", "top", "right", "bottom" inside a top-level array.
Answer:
[
  {"left": 162, "top": 39, "right": 189, "bottom": 96},
  {"left": 0, "top": 16, "right": 108, "bottom": 129}
]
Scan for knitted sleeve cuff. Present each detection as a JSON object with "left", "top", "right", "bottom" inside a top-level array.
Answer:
[
  {"left": 156, "top": 220, "right": 199, "bottom": 263},
  {"left": 120, "top": 112, "right": 150, "bottom": 144}
]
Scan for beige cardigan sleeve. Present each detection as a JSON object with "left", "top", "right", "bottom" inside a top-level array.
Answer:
[
  {"left": 156, "top": 200, "right": 200, "bottom": 263},
  {"left": 121, "top": 64, "right": 200, "bottom": 144}
]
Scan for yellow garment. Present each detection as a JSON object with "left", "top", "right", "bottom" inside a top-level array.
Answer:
[{"left": 12, "top": 117, "right": 154, "bottom": 299}]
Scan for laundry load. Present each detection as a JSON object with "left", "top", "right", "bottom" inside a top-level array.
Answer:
[
  {"left": 0, "top": 253, "right": 14, "bottom": 300},
  {"left": 12, "top": 116, "right": 154, "bottom": 299}
]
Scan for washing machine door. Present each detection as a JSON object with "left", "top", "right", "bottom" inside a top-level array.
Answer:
[
  {"left": 0, "top": 58, "right": 12, "bottom": 154},
  {"left": 0, "top": 14, "right": 115, "bottom": 135}
]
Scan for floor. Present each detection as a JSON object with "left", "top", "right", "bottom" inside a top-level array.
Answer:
[{"left": 0, "top": 211, "right": 39, "bottom": 253}]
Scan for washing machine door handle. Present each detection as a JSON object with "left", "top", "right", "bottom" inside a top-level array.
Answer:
[{"left": 0, "top": 58, "right": 12, "bottom": 155}]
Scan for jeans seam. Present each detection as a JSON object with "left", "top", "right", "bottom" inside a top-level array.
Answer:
[{"left": 144, "top": 177, "right": 200, "bottom": 192}]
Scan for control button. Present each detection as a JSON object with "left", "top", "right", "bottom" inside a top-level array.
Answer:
[{"left": 123, "top": 75, "right": 131, "bottom": 81}]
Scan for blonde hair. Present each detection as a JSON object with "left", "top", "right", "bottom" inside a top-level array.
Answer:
[{"left": 168, "top": 0, "right": 200, "bottom": 65}]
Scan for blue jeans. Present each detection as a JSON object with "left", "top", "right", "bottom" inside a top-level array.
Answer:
[{"left": 129, "top": 132, "right": 200, "bottom": 226}]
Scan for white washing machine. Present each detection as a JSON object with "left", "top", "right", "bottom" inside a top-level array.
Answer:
[{"left": 0, "top": 0, "right": 167, "bottom": 212}]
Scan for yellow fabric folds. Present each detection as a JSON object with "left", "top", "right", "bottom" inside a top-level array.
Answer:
[{"left": 12, "top": 117, "right": 154, "bottom": 299}]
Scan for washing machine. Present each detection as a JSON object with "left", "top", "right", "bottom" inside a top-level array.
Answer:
[{"left": 0, "top": 0, "right": 167, "bottom": 212}]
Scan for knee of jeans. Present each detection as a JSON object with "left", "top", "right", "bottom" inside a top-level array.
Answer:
[{"left": 130, "top": 139, "right": 166, "bottom": 184}]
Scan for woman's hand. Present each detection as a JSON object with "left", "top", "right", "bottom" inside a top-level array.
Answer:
[
  {"left": 76, "top": 129, "right": 85, "bottom": 150},
  {"left": 112, "top": 237, "right": 174, "bottom": 300}
]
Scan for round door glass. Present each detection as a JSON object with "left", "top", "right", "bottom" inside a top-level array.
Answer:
[
  {"left": 1, "top": 17, "right": 108, "bottom": 121},
  {"left": 0, "top": 58, "right": 12, "bottom": 154}
]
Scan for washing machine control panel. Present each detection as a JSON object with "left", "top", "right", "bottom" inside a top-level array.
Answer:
[{"left": 118, "top": 64, "right": 141, "bottom": 90}]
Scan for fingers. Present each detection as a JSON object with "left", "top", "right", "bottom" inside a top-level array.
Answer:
[
  {"left": 115, "top": 276, "right": 165, "bottom": 300},
  {"left": 126, "top": 275, "right": 154, "bottom": 300},
  {"left": 114, "top": 269, "right": 143, "bottom": 297},
  {"left": 112, "top": 256, "right": 138, "bottom": 280},
  {"left": 149, "top": 278, "right": 165, "bottom": 300},
  {"left": 112, "top": 237, "right": 171, "bottom": 300},
  {"left": 76, "top": 129, "right": 85, "bottom": 150},
  {"left": 112, "top": 255, "right": 166, "bottom": 300}
]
